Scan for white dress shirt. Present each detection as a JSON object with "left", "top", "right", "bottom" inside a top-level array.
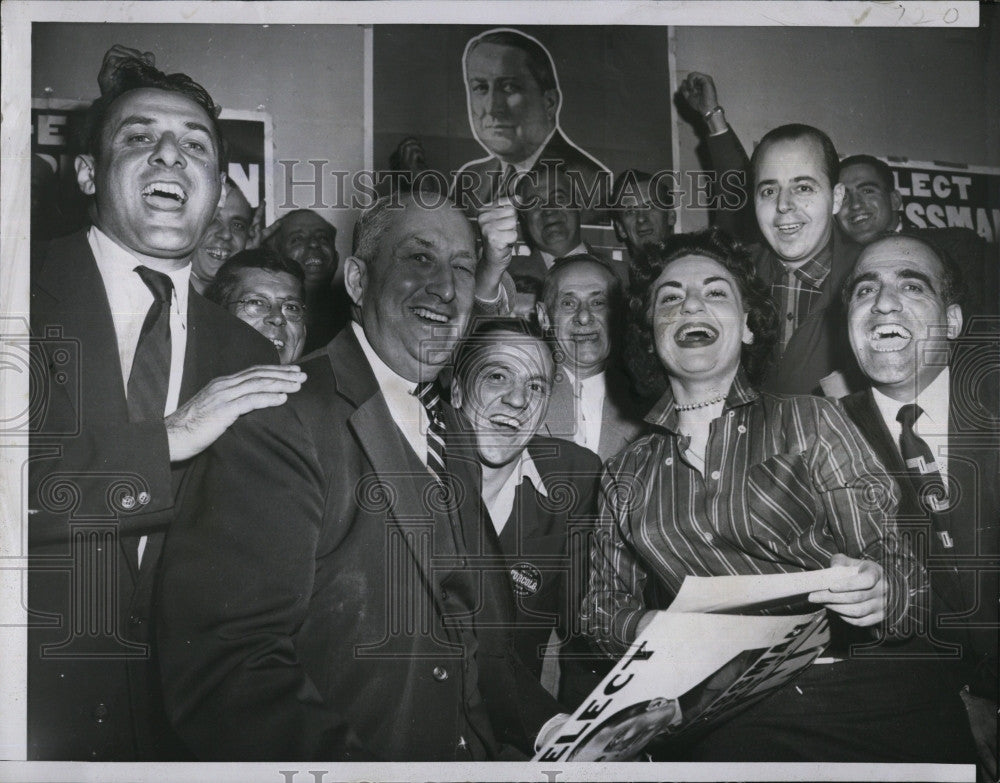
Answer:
[
  {"left": 871, "top": 367, "right": 951, "bottom": 476},
  {"left": 482, "top": 450, "right": 548, "bottom": 536},
  {"left": 539, "top": 241, "right": 588, "bottom": 270},
  {"left": 351, "top": 321, "right": 431, "bottom": 470},
  {"left": 564, "top": 367, "right": 606, "bottom": 452},
  {"left": 89, "top": 226, "right": 190, "bottom": 417}
]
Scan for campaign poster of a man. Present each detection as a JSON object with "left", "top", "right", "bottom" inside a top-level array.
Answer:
[{"left": 454, "top": 27, "right": 609, "bottom": 215}]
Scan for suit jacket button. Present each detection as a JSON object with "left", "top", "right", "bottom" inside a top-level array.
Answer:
[
  {"left": 92, "top": 703, "right": 109, "bottom": 723},
  {"left": 121, "top": 495, "right": 136, "bottom": 510},
  {"left": 137, "top": 491, "right": 151, "bottom": 505},
  {"left": 432, "top": 665, "right": 449, "bottom": 681}
]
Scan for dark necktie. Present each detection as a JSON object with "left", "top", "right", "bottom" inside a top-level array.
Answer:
[
  {"left": 414, "top": 380, "right": 449, "bottom": 486},
  {"left": 897, "top": 403, "right": 953, "bottom": 549},
  {"left": 494, "top": 163, "right": 517, "bottom": 201},
  {"left": 127, "top": 266, "right": 173, "bottom": 422}
]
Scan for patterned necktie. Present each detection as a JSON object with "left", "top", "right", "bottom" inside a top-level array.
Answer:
[
  {"left": 414, "top": 380, "right": 448, "bottom": 485},
  {"left": 897, "top": 403, "right": 953, "bottom": 549},
  {"left": 127, "top": 266, "right": 173, "bottom": 422}
]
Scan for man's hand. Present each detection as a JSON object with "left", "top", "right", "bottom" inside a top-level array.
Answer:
[
  {"left": 808, "top": 554, "right": 887, "bottom": 627},
  {"left": 165, "top": 365, "right": 306, "bottom": 462},
  {"left": 679, "top": 72, "right": 719, "bottom": 116},
  {"left": 98, "top": 45, "right": 155, "bottom": 95},
  {"left": 475, "top": 199, "right": 518, "bottom": 301}
]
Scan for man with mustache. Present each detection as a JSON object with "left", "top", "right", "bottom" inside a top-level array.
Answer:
[
  {"left": 157, "top": 192, "right": 561, "bottom": 760},
  {"left": 841, "top": 233, "right": 998, "bottom": 776},
  {"left": 28, "top": 54, "right": 302, "bottom": 760}
]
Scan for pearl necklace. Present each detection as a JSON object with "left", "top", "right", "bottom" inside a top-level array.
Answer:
[{"left": 674, "top": 394, "right": 726, "bottom": 412}]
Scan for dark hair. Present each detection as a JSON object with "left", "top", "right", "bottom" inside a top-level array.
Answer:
[
  {"left": 205, "top": 246, "right": 305, "bottom": 307},
  {"left": 80, "top": 56, "right": 226, "bottom": 169},
  {"left": 276, "top": 209, "right": 337, "bottom": 244},
  {"left": 839, "top": 154, "right": 895, "bottom": 193},
  {"left": 841, "top": 230, "right": 966, "bottom": 309},
  {"left": 626, "top": 228, "right": 778, "bottom": 397},
  {"left": 453, "top": 317, "right": 557, "bottom": 386},
  {"left": 540, "top": 253, "right": 623, "bottom": 313},
  {"left": 750, "top": 123, "right": 839, "bottom": 190},
  {"left": 466, "top": 29, "right": 558, "bottom": 94}
]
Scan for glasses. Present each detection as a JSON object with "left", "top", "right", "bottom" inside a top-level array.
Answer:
[{"left": 230, "top": 297, "right": 307, "bottom": 322}]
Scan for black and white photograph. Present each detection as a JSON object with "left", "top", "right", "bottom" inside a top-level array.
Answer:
[{"left": 1, "top": 2, "right": 998, "bottom": 781}]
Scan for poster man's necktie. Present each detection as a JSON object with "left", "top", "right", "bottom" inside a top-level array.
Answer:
[
  {"left": 897, "top": 403, "right": 954, "bottom": 549},
  {"left": 495, "top": 163, "right": 517, "bottom": 201},
  {"left": 414, "top": 380, "right": 449, "bottom": 486},
  {"left": 127, "top": 266, "right": 173, "bottom": 422}
]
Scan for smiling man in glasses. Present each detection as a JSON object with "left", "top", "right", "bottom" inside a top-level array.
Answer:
[{"left": 206, "top": 247, "right": 308, "bottom": 364}]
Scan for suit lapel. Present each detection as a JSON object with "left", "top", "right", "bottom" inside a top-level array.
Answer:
[{"left": 329, "top": 330, "right": 453, "bottom": 607}]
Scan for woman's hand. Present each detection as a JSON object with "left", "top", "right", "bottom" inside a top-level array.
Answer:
[{"left": 807, "top": 553, "right": 886, "bottom": 627}]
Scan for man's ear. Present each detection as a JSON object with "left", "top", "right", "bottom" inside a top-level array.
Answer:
[
  {"left": 831, "top": 182, "right": 846, "bottom": 215},
  {"left": 543, "top": 88, "right": 560, "bottom": 123},
  {"left": 535, "top": 301, "right": 551, "bottom": 332},
  {"left": 666, "top": 209, "right": 677, "bottom": 227},
  {"left": 450, "top": 376, "right": 464, "bottom": 410},
  {"left": 74, "top": 154, "right": 97, "bottom": 196},
  {"left": 890, "top": 189, "right": 903, "bottom": 214},
  {"left": 946, "top": 303, "right": 963, "bottom": 340},
  {"left": 612, "top": 218, "right": 627, "bottom": 244},
  {"left": 343, "top": 256, "right": 368, "bottom": 308}
]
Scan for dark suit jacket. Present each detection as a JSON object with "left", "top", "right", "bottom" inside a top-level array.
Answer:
[
  {"left": 491, "top": 436, "right": 609, "bottom": 708},
  {"left": 454, "top": 129, "right": 609, "bottom": 216},
  {"left": 156, "top": 327, "right": 559, "bottom": 761},
  {"left": 841, "top": 355, "right": 999, "bottom": 697},
  {"left": 542, "top": 364, "right": 645, "bottom": 463},
  {"left": 27, "top": 230, "right": 277, "bottom": 760}
]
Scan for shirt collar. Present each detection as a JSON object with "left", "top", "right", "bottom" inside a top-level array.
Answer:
[
  {"left": 769, "top": 236, "right": 833, "bottom": 287},
  {"left": 504, "top": 126, "right": 558, "bottom": 173},
  {"left": 508, "top": 448, "right": 548, "bottom": 498},
  {"left": 540, "top": 241, "right": 588, "bottom": 268},
  {"left": 791, "top": 242, "right": 832, "bottom": 287},
  {"left": 88, "top": 225, "right": 191, "bottom": 315},
  {"left": 351, "top": 320, "right": 418, "bottom": 396},
  {"left": 871, "top": 366, "right": 950, "bottom": 428},
  {"left": 645, "top": 369, "right": 758, "bottom": 434}
]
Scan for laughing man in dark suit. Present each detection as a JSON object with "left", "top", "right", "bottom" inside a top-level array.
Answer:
[
  {"left": 841, "top": 232, "right": 998, "bottom": 773},
  {"left": 28, "top": 55, "right": 303, "bottom": 760},
  {"left": 156, "top": 192, "right": 561, "bottom": 760}
]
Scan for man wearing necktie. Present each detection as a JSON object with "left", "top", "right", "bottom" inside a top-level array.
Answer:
[
  {"left": 156, "top": 192, "right": 561, "bottom": 761},
  {"left": 841, "top": 232, "right": 998, "bottom": 775},
  {"left": 453, "top": 27, "right": 608, "bottom": 217},
  {"left": 28, "top": 54, "right": 304, "bottom": 760}
]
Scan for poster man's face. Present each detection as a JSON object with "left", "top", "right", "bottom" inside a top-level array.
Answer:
[{"left": 466, "top": 41, "right": 558, "bottom": 163}]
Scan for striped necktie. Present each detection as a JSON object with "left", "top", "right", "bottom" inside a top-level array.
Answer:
[
  {"left": 127, "top": 266, "right": 173, "bottom": 422},
  {"left": 414, "top": 380, "right": 448, "bottom": 485},
  {"left": 897, "top": 403, "right": 953, "bottom": 549}
]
